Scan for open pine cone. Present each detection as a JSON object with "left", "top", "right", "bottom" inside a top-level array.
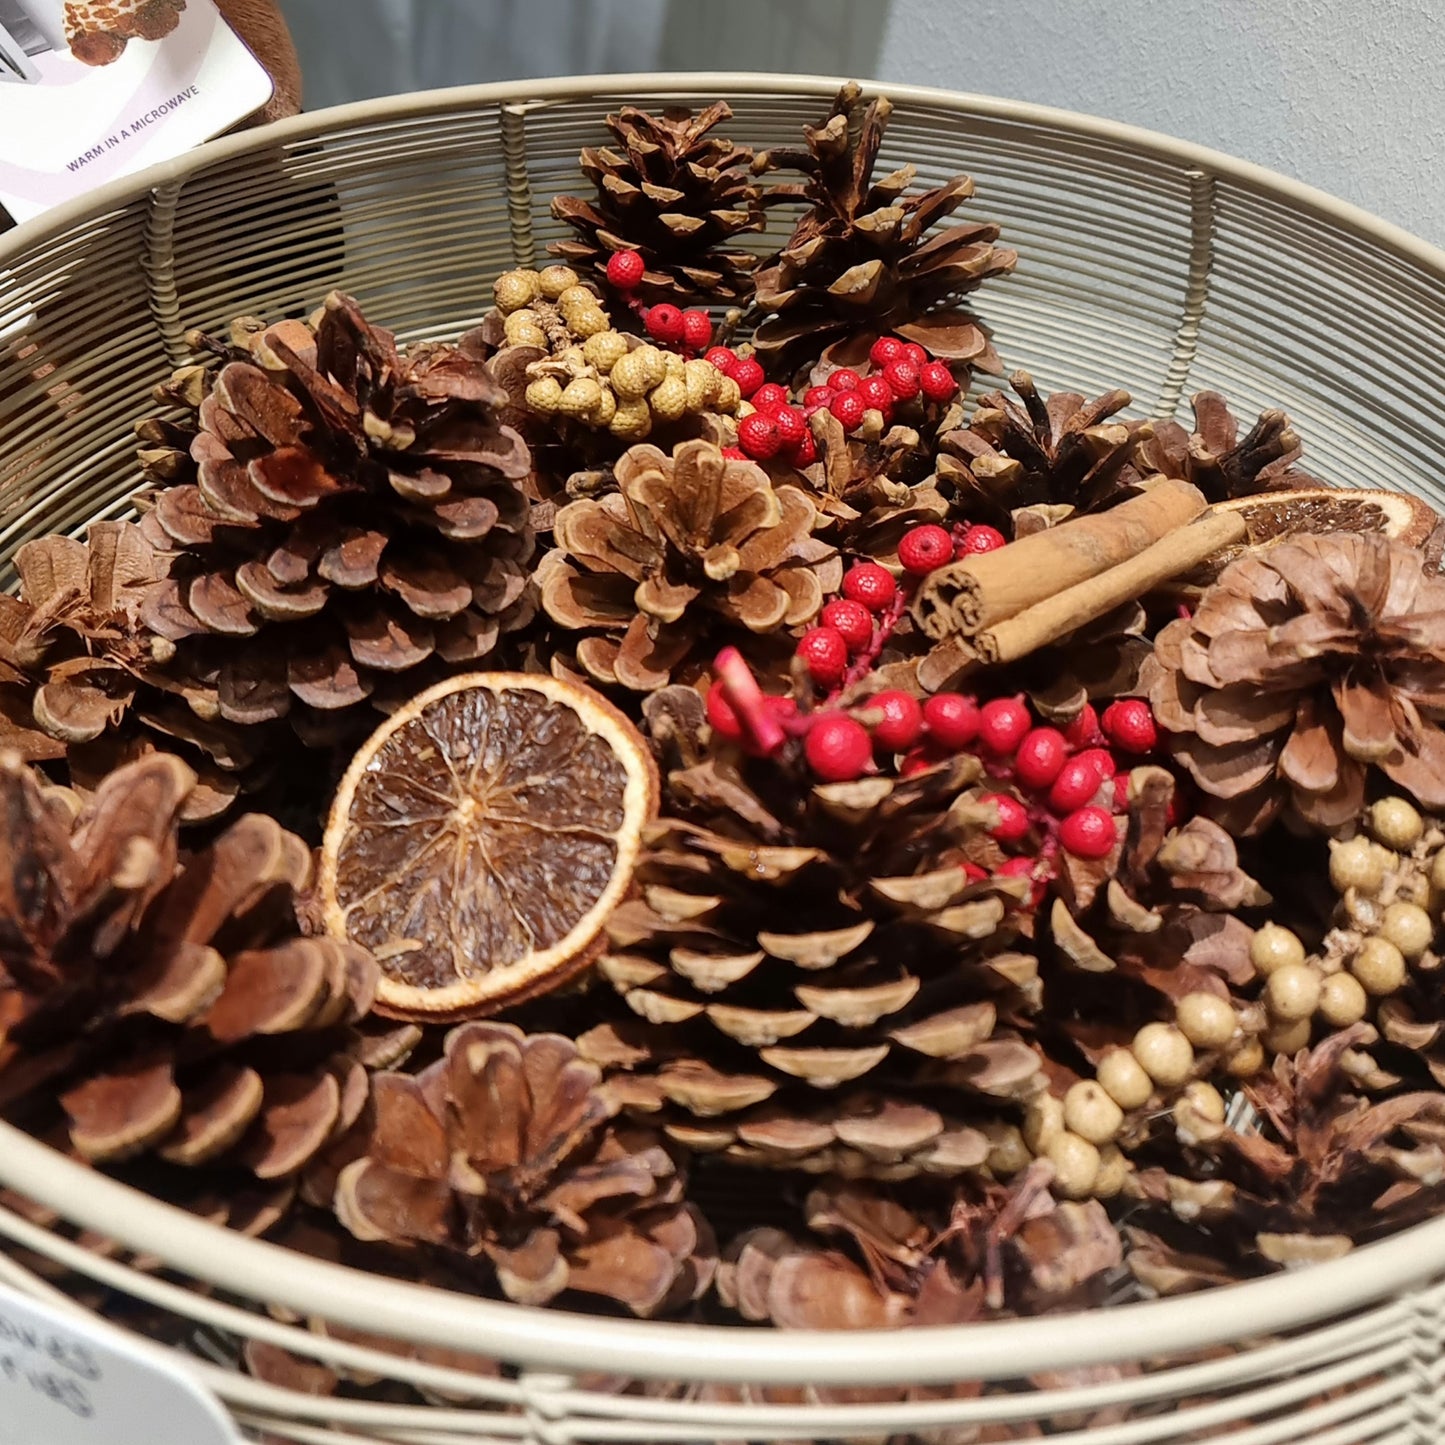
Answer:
[
  {"left": 137, "top": 293, "right": 536, "bottom": 755},
  {"left": 1144, "top": 533, "right": 1445, "bottom": 834},
  {"left": 751, "top": 83, "right": 1016, "bottom": 370},
  {"left": 538, "top": 439, "right": 838, "bottom": 690},
  {"left": 1125, "top": 1024, "right": 1445, "bottom": 1285},
  {"left": 333, "top": 1021, "right": 715, "bottom": 1316},
  {"left": 937, "top": 373, "right": 1153, "bottom": 532},
  {"left": 0, "top": 751, "right": 378, "bottom": 1185},
  {"left": 1138, "top": 391, "right": 1321, "bottom": 503},
  {"left": 549, "top": 102, "right": 765, "bottom": 307},
  {"left": 579, "top": 748, "right": 1045, "bottom": 1179},
  {"left": 0, "top": 522, "right": 281, "bottom": 822}
]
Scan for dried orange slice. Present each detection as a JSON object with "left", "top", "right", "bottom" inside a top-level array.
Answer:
[{"left": 318, "top": 672, "right": 657, "bottom": 1021}]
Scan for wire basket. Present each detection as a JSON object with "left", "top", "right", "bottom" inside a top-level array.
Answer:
[{"left": 3, "top": 73, "right": 1445, "bottom": 1445}]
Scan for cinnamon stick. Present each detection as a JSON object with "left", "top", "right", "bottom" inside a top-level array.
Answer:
[
  {"left": 975, "top": 508, "right": 1248, "bottom": 665},
  {"left": 913, "top": 477, "right": 1207, "bottom": 640}
]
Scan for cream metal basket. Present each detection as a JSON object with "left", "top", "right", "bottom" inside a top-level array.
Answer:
[{"left": 3, "top": 73, "right": 1445, "bottom": 1445}]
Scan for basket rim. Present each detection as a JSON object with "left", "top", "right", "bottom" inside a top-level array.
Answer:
[
  {"left": 3, "top": 72, "right": 1445, "bottom": 1385},
  {"left": 3, "top": 70, "right": 1445, "bottom": 280},
  {"left": 0, "top": 1108, "right": 1440, "bottom": 1384}
]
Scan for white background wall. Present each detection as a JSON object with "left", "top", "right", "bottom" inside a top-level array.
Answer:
[
  {"left": 277, "top": 0, "right": 1445, "bottom": 249},
  {"left": 877, "top": 0, "right": 1445, "bottom": 247}
]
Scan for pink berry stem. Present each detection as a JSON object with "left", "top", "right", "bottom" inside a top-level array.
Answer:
[
  {"left": 835, "top": 577, "right": 914, "bottom": 694},
  {"left": 715, "top": 647, "right": 786, "bottom": 755}
]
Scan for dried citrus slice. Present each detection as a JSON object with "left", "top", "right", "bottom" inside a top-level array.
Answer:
[{"left": 318, "top": 672, "right": 657, "bottom": 1021}]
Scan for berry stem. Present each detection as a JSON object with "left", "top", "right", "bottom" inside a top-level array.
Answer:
[
  {"left": 835, "top": 578, "right": 914, "bottom": 694},
  {"left": 715, "top": 648, "right": 785, "bottom": 755}
]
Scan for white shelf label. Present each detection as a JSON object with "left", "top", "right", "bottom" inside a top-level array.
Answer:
[{"left": 0, "top": 1282, "right": 238, "bottom": 1444}]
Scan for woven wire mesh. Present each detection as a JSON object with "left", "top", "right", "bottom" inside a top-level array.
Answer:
[{"left": 2, "top": 73, "right": 1445, "bottom": 1443}]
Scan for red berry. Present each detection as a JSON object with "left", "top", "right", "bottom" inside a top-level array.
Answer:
[
  {"left": 704, "top": 346, "right": 736, "bottom": 372},
  {"left": 820, "top": 598, "right": 873, "bottom": 652},
  {"left": 830, "top": 368, "right": 862, "bottom": 391},
  {"left": 803, "top": 385, "right": 835, "bottom": 409},
  {"left": 1047, "top": 758, "right": 1103, "bottom": 814},
  {"left": 842, "top": 563, "right": 897, "bottom": 613},
  {"left": 1059, "top": 806, "right": 1118, "bottom": 860},
  {"left": 901, "top": 745, "right": 939, "bottom": 777},
  {"left": 985, "top": 793, "right": 1031, "bottom": 843},
  {"left": 961, "top": 860, "right": 991, "bottom": 882},
  {"left": 737, "top": 413, "right": 781, "bottom": 460},
  {"left": 919, "top": 360, "right": 959, "bottom": 403},
  {"left": 1113, "top": 771, "right": 1132, "bottom": 810},
  {"left": 902, "top": 342, "right": 928, "bottom": 366},
  {"left": 960, "top": 524, "right": 1007, "bottom": 554},
  {"left": 860, "top": 376, "right": 895, "bottom": 414},
  {"left": 977, "top": 697, "right": 1032, "bottom": 756},
  {"left": 1064, "top": 703, "right": 1104, "bottom": 750},
  {"left": 898, "top": 524, "right": 955, "bottom": 575},
  {"left": 727, "top": 356, "right": 765, "bottom": 398},
  {"left": 869, "top": 690, "right": 924, "bottom": 752},
  {"left": 869, "top": 336, "right": 906, "bottom": 367},
  {"left": 605, "top": 249, "right": 645, "bottom": 290},
  {"left": 922, "top": 692, "right": 979, "bottom": 750},
  {"left": 681, "top": 309, "right": 713, "bottom": 351},
  {"left": 883, "top": 359, "right": 921, "bottom": 400},
  {"left": 645, "top": 303, "right": 685, "bottom": 346},
  {"left": 720, "top": 446, "right": 748, "bottom": 461},
  {"left": 772, "top": 405, "right": 807, "bottom": 447},
  {"left": 1075, "top": 747, "right": 1119, "bottom": 783},
  {"left": 1102, "top": 698, "right": 1159, "bottom": 755},
  {"left": 1014, "top": 727, "right": 1068, "bottom": 790},
  {"left": 786, "top": 429, "right": 818, "bottom": 467},
  {"left": 995, "top": 855, "right": 1049, "bottom": 908},
  {"left": 796, "top": 627, "right": 849, "bottom": 688},
  {"left": 751, "top": 383, "right": 790, "bottom": 414},
  {"left": 829, "top": 390, "right": 866, "bottom": 431},
  {"left": 805, "top": 714, "right": 873, "bottom": 782},
  {"left": 705, "top": 681, "right": 744, "bottom": 741}
]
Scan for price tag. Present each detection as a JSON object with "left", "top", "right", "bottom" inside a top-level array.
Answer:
[{"left": 0, "top": 1281, "right": 239, "bottom": 1444}]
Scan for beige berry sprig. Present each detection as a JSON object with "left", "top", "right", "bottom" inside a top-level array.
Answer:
[{"left": 492, "top": 265, "right": 740, "bottom": 441}]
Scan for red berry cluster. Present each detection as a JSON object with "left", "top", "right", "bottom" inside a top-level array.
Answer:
[
  {"left": 800, "top": 339, "right": 960, "bottom": 438},
  {"left": 734, "top": 382, "right": 816, "bottom": 468},
  {"left": 643, "top": 303, "right": 714, "bottom": 354}
]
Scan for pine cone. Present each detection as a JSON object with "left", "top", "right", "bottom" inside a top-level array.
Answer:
[
  {"left": 937, "top": 373, "right": 1153, "bottom": 532},
  {"left": 550, "top": 102, "right": 765, "bottom": 307},
  {"left": 0, "top": 523, "right": 274, "bottom": 822},
  {"left": 719, "top": 1171, "right": 1121, "bottom": 1327},
  {"left": 1144, "top": 533, "right": 1445, "bottom": 834},
  {"left": 751, "top": 83, "right": 1016, "bottom": 369},
  {"left": 538, "top": 439, "right": 838, "bottom": 691},
  {"left": 1124, "top": 1024, "right": 1445, "bottom": 1282},
  {"left": 579, "top": 746, "right": 1045, "bottom": 1179},
  {"left": 332, "top": 1021, "right": 715, "bottom": 1316},
  {"left": 137, "top": 293, "right": 536, "bottom": 755},
  {"left": 0, "top": 752, "right": 378, "bottom": 1186},
  {"left": 1137, "top": 391, "right": 1322, "bottom": 503}
]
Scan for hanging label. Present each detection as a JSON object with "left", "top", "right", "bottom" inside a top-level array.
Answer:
[
  {"left": 0, "top": 0, "right": 273, "bottom": 224},
  {"left": 0, "top": 1281, "right": 239, "bottom": 1444}
]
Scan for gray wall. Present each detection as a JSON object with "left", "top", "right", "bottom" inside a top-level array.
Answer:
[{"left": 877, "top": 0, "right": 1445, "bottom": 247}]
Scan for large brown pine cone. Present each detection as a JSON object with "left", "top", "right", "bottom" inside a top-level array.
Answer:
[
  {"left": 538, "top": 439, "right": 838, "bottom": 691},
  {"left": 333, "top": 1021, "right": 715, "bottom": 1317},
  {"left": 1144, "top": 532, "right": 1445, "bottom": 834},
  {"left": 137, "top": 293, "right": 536, "bottom": 754},
  {"left": 578, "top": 748, "right": 1045, "bottom": 1179},
  {"left": 549, "top": 102, "right": 765, "bottom": 307},
  {"left": 0, "top": 752, "right": 378, "bottom": 1185},
  {"left": 751, "top": 83, "right": 1016, "bottom": 370}
]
